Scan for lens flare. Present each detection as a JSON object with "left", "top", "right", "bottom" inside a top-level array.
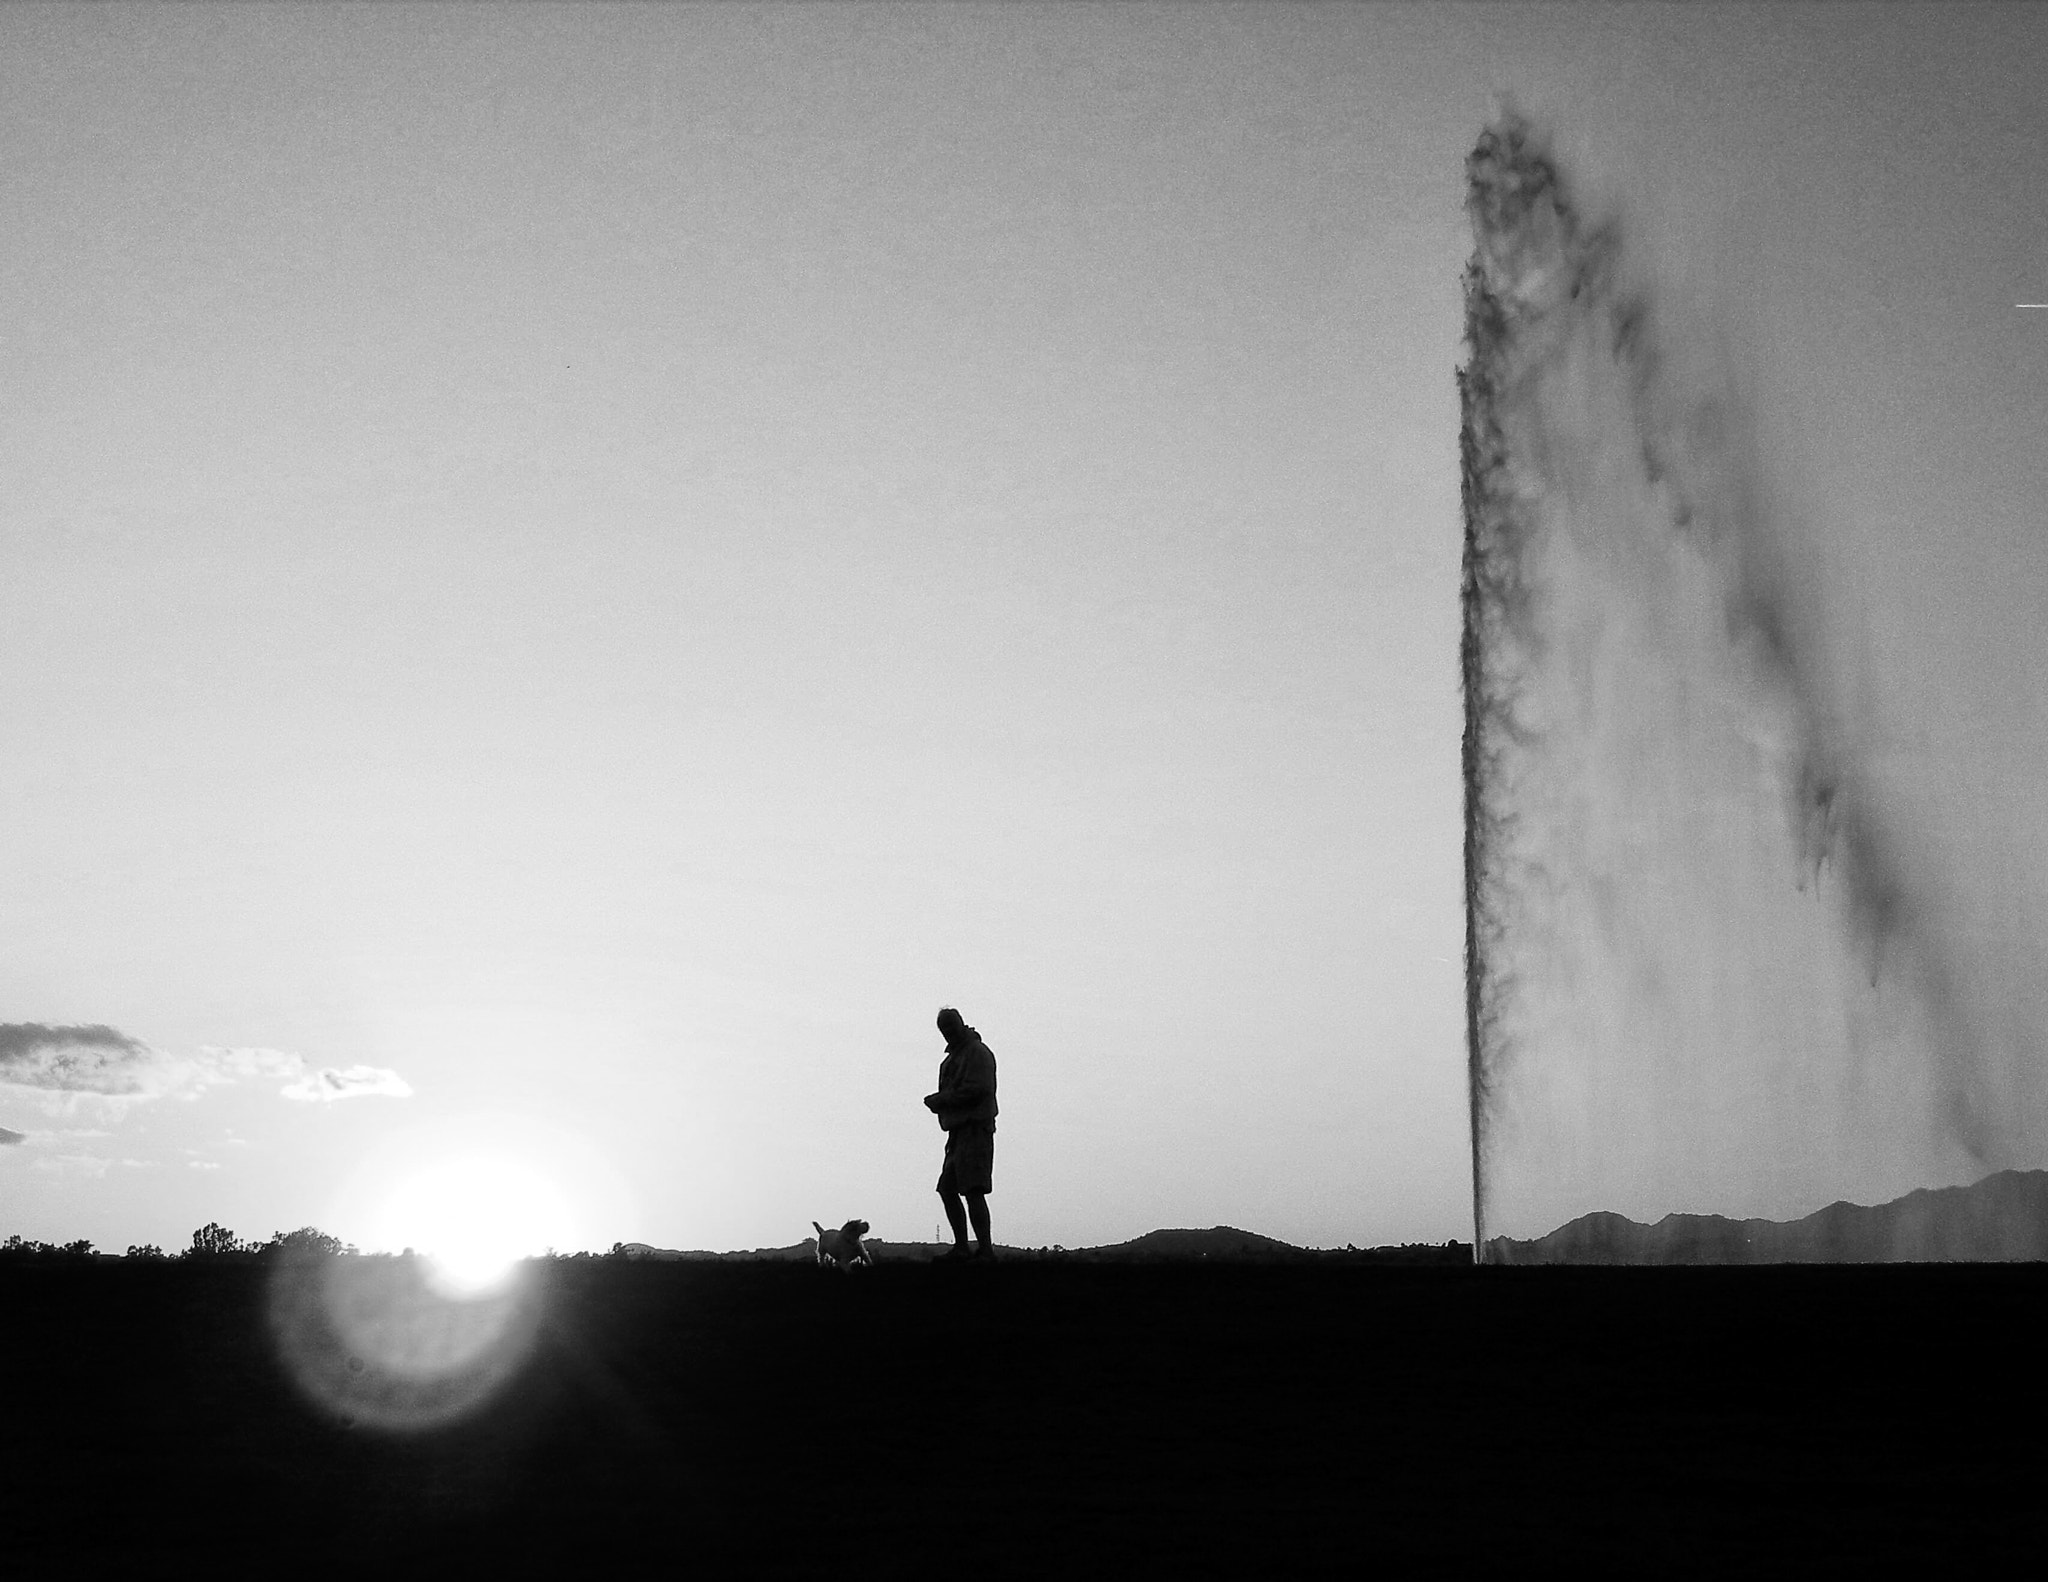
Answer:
[
  {"left": 268, "top": 1148, "right": 583, "bottom": 1430},
  {"left": 266, "top": 1246, "right": 544, "bottom": 1432}
]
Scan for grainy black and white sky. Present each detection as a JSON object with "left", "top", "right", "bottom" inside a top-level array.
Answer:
[{"left": 4, "top": 3, "right": 2044, "bottom": 1255}]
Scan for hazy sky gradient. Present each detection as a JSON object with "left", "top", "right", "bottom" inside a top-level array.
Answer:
[{"left": 4, "top": 3, "right": 2044, "bottom": 1253}]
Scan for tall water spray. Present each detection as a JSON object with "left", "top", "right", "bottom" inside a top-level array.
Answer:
[{"left": 1458, "top": 115, "right": 2037, "bottom": 1254}]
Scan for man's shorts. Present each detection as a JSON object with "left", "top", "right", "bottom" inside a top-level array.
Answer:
[{"left": 938, "top": 1123, "right": 995, "bottom": 1196}]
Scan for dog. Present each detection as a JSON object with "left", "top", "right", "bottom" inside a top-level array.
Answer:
[{"left": 812, "top": 1219, "right": 874, "bottom": 1269}]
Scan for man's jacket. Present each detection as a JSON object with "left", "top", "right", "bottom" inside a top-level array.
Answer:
[{"left": 933, "top": 1032, "right": 998, "bottom": 1132}]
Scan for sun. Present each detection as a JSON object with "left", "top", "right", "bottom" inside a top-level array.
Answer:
[{"left": 377, "top": 1154, "right": 577, "bottom": 1298}]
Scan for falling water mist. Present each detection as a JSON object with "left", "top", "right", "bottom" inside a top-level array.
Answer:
[{"left": 1458, "top": 114, "right": 2040, "bottom": 1255}]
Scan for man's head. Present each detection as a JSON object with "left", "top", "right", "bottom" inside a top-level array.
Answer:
[{"left": 937, "top": 1007, "right": 966, "bottom": 1042}]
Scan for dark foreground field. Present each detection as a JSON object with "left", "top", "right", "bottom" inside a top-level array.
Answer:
[{"left": 6, "top": 1258, "right": 2045, "bottom": 1575}]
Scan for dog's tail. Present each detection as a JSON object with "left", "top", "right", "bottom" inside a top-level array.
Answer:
[{"left": 812, "top": 1221, "right": 826, "bottom": 1239}]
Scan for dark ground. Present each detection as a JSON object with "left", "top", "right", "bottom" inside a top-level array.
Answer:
[{"left": 6, "top": 1257, "right": 2045, "bottom": 1575}]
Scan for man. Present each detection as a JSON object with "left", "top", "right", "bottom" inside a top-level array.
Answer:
[{"left": 923, "top": 1006, "right": 997, "bottom": 1262}]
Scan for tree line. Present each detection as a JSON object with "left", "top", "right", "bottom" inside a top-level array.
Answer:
[
  {"left": 1, "top": 1228, "right": 644, "bottom": 1261},
  {"left": 0, "top": 1224, "right": 356, "bottom": 1260}
]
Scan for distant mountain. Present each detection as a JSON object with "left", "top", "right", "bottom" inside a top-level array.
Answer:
[
  {"left": 615, "top": 1241, "right": 808, "bottom": 1262},
  {"left": 613, "top": 1244, "right": 727, "bottom": 1261},
  {"left": 617, "top": 1239, "right": 977, "bottom": 1263},
  {"left": 1486, "top": 1169, "right": 2048, "bottom": 1265},
  {"left": 616, "top": 1228, "right": 1471, "bottom": 1265},
  {"left": 1064, "top": 1226, "right": 1315, "bottom": 1263}
]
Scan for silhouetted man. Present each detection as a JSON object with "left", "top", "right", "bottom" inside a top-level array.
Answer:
[{"left": 923, "top": 1006, "right": 997, "bottom": 1261}]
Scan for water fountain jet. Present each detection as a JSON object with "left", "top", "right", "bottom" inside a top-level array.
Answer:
[{"left": 1457, "top": 112, "right": 2032, "bottom": 1256}]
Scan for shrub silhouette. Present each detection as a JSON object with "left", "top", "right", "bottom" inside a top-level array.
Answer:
[
  {"left": 261, "top": 1226, "right": 353, "bottom": 1257},
  {"left": 185, "top": 1222, "right": 248, "bottom": 1257},
  {"left": 1, "top": 1235, "right": 95, "bottom": 1260}
]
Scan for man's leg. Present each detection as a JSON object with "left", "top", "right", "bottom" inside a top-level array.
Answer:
[
  {"left": 939, "top": 1183, "right": 969, "bottom": 1248},
  {"left": 966, "top": 1192, "right": 991, "bottom": 1253}
]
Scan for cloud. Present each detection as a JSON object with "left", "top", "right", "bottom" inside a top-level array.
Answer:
[
  {"left": 196, "top": 1048, "right": 412, "bottom": 1103},
  {"left": 0, "top": 1024, "right": 166, "bottom": 1096},
  {"left": 33, "top": 1153, "right": 111, "bottom": 1177},
  {"left": 0, "top": 1125, "right": 112, "bottom": 1147},
  {"left": 198, "top": 1046, "right": 303, "bottom": 1083},
  {"left": 280, "top": 1064, "right": 414, "bottom": 1103},
  {"left": 1, "top": 1030, "right": 412, "bottom": 1107}
]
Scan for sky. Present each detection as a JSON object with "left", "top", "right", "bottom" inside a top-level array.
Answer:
[{"left": 3, "top": 2, "right": 2044, "bottom": 1257}]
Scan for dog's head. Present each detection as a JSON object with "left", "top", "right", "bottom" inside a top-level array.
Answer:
[{"left": 840, "top": 1219, "right": 870, "bottom": 1242}]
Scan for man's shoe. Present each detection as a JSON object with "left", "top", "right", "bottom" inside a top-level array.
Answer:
[
  {"left": 934, "top": 1246, "right": 973, "bottom": 1264},
  {"left": 972, "top": 1244, "right": 998, "bottom": 1261}
]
